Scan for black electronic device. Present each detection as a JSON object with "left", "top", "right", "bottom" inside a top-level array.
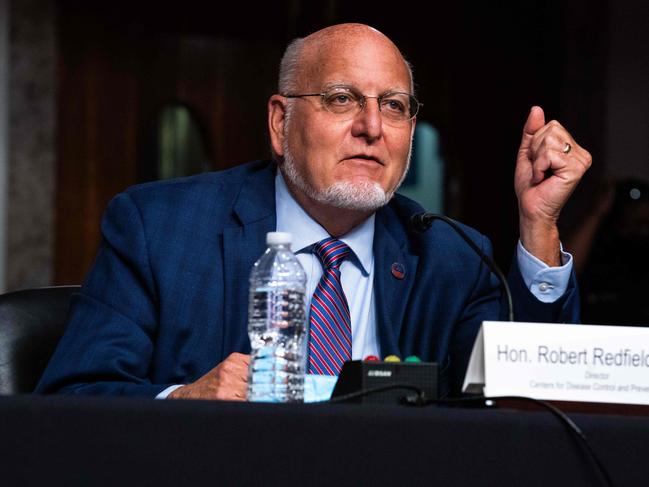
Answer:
[{"left": 331, "top": 360, "right": 438, "bottom": 404}]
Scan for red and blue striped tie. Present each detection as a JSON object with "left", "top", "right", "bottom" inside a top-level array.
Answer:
[{"left": 308, "top": 238, "right": 352, "bottom": 376}]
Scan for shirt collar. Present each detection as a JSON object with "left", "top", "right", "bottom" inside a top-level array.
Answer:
[{"left": 275, "top": 170, "right": 374, "bottom": 275}]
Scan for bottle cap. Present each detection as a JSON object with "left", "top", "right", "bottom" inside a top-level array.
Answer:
[
  {"left": 384, "top": 355, "right": 401, "bottom": 363},
  {"left": 266, "top": 232, "right": 292, "bottom": 246},
  {"left": 363, "top": 355, "right": 380, "bottom": 361},
  {"left": 405, "top": 355, "right": 421, "bottom": 363}
]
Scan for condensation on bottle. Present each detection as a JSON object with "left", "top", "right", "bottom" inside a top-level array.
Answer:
[{"left": 247, "top": 232, "right": 307, "bottom": 402}]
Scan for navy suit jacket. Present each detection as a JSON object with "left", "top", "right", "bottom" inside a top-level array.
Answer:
[{"left": 36, "top": 160, "right": 579, "bottom": 397}]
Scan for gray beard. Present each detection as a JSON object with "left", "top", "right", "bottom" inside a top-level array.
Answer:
[{"left": 280, "top": 136, "right": 412, "bottom": 212}]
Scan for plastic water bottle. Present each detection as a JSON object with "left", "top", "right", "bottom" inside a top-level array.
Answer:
[{"left": 248, "top": 232, "right": 307, "bottom": 402}]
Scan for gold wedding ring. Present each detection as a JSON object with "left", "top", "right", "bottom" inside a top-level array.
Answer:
[{"left": 563, "top": 142, "right": 572, "bottom": 154}]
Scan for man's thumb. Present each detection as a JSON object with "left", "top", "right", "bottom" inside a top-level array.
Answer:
[{"left": 520, "top": 106, "right": 546, "bottom": 149}]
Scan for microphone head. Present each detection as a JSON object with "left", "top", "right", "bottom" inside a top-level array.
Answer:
[{"left": 410, "top": 212, "right": 431, "bottom": 232}]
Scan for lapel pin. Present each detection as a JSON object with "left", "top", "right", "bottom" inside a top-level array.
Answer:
[{"left": 391, "top": 262, "right": 405, "bottom": 280}]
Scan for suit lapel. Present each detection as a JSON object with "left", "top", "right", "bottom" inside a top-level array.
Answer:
[
  {"left": 373, "top": 207, "right": 419, "bottom": 358},
  {"left": 222, "top": 164, "right": 277, "bottom": 354}
]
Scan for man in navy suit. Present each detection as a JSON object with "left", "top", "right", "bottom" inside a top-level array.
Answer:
[{"left": 36, "top": 24, "right": 590, "bottom": 398}]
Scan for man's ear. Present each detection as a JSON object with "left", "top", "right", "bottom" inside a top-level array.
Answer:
[{"left": 268, "top": 95, "right": 288, "bottom": 157}]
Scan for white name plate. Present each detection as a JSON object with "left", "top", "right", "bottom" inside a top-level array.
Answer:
[{"left": 462, "top": 321, "right": 649, "bottom": 405}]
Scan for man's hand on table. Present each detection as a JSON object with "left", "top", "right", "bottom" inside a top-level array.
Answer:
[{"left": 168, "top": 352, "right": 250, "bottom": 401}]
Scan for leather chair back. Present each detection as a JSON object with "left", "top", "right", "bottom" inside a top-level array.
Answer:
[{"left": 0, "top": 286, "right": 80, "bottom": 394}]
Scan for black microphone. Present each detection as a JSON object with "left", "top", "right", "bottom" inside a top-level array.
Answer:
[{"left": 410, "top": 212, "right": 514, "bottom": 321}]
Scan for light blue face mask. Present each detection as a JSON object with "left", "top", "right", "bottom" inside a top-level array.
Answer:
[{"left": 304, "top": 374, "right": 338, "bottom": 403}]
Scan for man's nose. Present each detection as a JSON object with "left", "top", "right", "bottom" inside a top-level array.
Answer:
[{"left": 351, "top": 98, "right": 383, "bottom": 142}]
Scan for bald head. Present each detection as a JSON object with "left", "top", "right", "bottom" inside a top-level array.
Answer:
[{"left": 278, "top": 23, "right": 414, "bottom": 95}]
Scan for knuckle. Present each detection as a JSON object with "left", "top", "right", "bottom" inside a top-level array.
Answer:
[
  {"left": 548, "top": 132, "right": 568, "bottom": 152},
  {"left": 232, "top": 352, "right": 250, "bottom": 363},
  {"left": 544, "top": 133, "right": 558, "bottom": 148},
  {"left": 227, "top": 352, "right": 248, "bottom": 366}
]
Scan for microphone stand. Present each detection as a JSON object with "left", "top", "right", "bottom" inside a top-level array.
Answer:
[{"left": 410, "top": 212, "right": 514, "bottom": 322}]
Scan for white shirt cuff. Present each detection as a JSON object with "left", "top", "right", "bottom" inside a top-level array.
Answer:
[
  {"left": 516, "top": 240, "right": 573, "bottom": 303},
  {"left": 155, "top": 384, "right": 184, "bottom": 399}
]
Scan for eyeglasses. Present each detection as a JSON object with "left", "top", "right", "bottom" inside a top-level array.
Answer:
[{"left": 282, "top": 86, "right": 421, "bottom": 122}]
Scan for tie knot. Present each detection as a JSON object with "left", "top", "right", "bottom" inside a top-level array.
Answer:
[{"left": 313, "top": 238, "right": 350, "bottom": 270}]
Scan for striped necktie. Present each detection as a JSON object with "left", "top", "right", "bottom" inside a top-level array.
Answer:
[{"left": 308, "top": 237, "right": 352, "bottom": 376}]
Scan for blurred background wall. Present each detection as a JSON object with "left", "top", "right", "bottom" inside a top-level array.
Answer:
[
  {"left": 5, "top": 0, "right": 57, "bottom": 291},
  {"left": 0, "top": 0, "right": 647, "bottom": 321},
  {"left": 0, "top": 0, "right": 8, "bottom": 292}
]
